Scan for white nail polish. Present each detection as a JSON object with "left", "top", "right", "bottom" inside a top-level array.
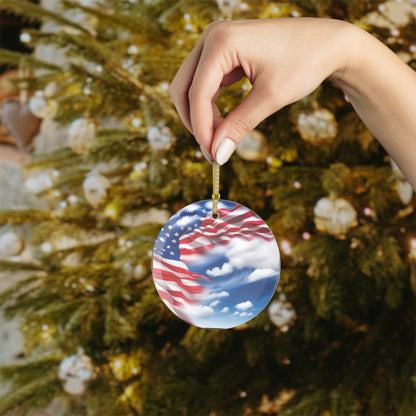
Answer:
[
  {"left": 200, "top": 146, "right": 213, "bottom": 164},
  {"left": 215, "top": 138, "right": 235, "bottom": 166}
]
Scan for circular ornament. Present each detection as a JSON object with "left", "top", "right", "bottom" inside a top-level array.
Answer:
[
  {"left": 68, "top": 118, "right": 96, "bottom": 155},
  {"left": 24, "top": 172, "right": 53, "bottom": 194},
  {"left": 0, "top": 231, "right": 24, "bottom": 257},
  {"left": 268, "top": 294, "right": 296, "bottom": 329},
  {"left": 216, "top": 0, "right": 241, "bottom": 17},
  {"left": 297, "top": 108, "right": 337, "bottom": 145},
  {"left": 236, "top": 129, "right": 269, "bottom": 162},
  {"left": 133, "top": 263, "right": 146, "bottom": 280},
  {"left": 146, "top": 124, "right": 173, "bottom": 150},
  {"left": 152, "top": 200, "right": 280, "bottom": 329},
  {"left": 28, "top": 91, "right": 57, "bottom": 119},
  {"left": 83, "top": 171, "right": 110, "bottom": 208},
  {"left": 313, "top": 196, "right": 357, "bottom": 237}
]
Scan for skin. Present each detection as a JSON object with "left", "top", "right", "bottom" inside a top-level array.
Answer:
[{"left": 169, "top": 18, "right": 416, "bottom": 189}]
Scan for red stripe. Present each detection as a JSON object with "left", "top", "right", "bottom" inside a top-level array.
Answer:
[
  {"left": 180, "top": 244, "right": 214, "bottom": 256},
  {"left": 153, "top": 269, "right": 205, "bottom": 294},
  {"left": 181, "top": 225, "right": 273, "bottom": 250},
  {"left": 158, "top": 290, "right": 185, "bottom": 307},
  {"left": 161, "top": 288, "right": 196, "bottom": 304},
  {"left": 180, "top": 208, "right": 272, "bottom": 245},
  {"left": 154, "top": 256, "right": 209, "bottom": 282},
  {"left": 154, "top": 255, "right": 198, "bottom": 277},
  {"left": 181, "top": 223, "right": 270, "bottom": 245}
]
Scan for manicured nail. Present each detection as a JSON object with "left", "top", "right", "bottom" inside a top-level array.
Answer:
[
  {"left": 200, "top": 146, "right": 213, "bottom": 164},
  {"left": 215, "top": 138, "right": 236, "bottom": 166}
]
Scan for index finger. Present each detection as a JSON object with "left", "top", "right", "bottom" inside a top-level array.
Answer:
[
  {"left": 169, "top": 36, "right": 205, "bottom": 134},
  {"left": 188, "top": 45, "right": 233, "bottom": 154}
]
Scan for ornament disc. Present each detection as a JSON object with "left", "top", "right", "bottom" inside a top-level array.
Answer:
[{"left": 152, "top": 200, "right": 280, "bottom": 329}]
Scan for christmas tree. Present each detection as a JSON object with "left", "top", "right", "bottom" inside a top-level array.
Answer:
[{"left": 0, "top": 0, "right": 415, "bottom": 415}]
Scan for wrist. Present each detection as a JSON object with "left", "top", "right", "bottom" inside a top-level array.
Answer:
[{"left": 328, "top": 21, "right": 365, "bottom": 89}]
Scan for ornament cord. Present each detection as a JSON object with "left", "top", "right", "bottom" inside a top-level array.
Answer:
[{"left": 212, "top": 162, "right": 220, "bottom": 218}]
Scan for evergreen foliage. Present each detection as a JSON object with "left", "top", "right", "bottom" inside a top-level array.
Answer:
[{"left": 0, "top": 0, "right": 415, "bottom": 415}]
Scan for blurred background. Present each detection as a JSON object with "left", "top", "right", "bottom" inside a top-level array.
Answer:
[{"left": 0, "top": 0, "right": 415, "bottom": 415}]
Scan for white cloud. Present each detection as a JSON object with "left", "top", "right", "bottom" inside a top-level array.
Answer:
[
  {"left": 240, "top": 311, "right": 253, "bottom": 317},
  {"left": 247, "top": 268, "right": 278, "bottom": 282},
  {"left": 226, "top": 238, "right": 280, "bottom": 270},
  {"left": 217, "top": 291, "right": 229, "bottom": 297},
  {"left": 207, "top": 262, "right": 233, "bottom": 277},
  {"left": 185, "top": 304, "right": 214, "bottom": 317},
  {"left": 235, "top": 300, "right": 253, "bottom": 311},
  {"left": 186, "top": 202, "right": 201, "bottom": 212},
  {"left": 175, "top": 215, "right": 195, "bottom": 227},
  {"left": 206, "top": 238, "right": 280, "bottom": 273},
  {"left": 221, "top": 307, "right": 229, "bottom": 313},
  {"left": 204, "top": 200, "right": 228, "bottom": 211},
  {"left": 205, "top": 290, "right": 229, "bottom": 300},
  {"left": 209, "top": 300, "right": 220, "bottom": 307}
]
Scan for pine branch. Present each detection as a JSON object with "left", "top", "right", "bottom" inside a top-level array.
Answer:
[
  {"left": 62, "top": 0, "right": 162, "bottom": 39},
  {"left": 0, "top": 49, "right": 61, "bottom": 72},
  {"left": 0, "top": 210, "right": 52, "bottom": 226},
  {"left": 0, "top": 0, "right": 91, "bottom": 35},
  {"left": 0, "top": 260, "right": 43, "bottom": 272},
  {"left": 0, "top": 356, "right": 60, "bottom": 381},
  {"left": 63, "top": 64, "right": 144, "bottom": 117},
  {"left": 27, "top": 147, "right": 82, "bottom": 170},
  {"left": 0, "top": 275, "right": 40, "bottom": 313},
  {"left": 0, "top": 362, "right": 60, "bottom": 415},
  {"left": 55, "top": 32, "right": 144, "bottom": 92},
  {"left": 278, "top": 390, "right": 331, "bottom": 416}
]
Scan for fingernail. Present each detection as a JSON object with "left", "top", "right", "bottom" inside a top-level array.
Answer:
[
  {"left": 215, "top": 138, "right": 236, "bottom": 166},
  {"left": 200, "top": 146, "right": 213, "bottom": 164}
]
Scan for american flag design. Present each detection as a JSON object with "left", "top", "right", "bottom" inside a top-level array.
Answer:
[{"left": 152, "top": 200, "right": 280, "bottom": 329}]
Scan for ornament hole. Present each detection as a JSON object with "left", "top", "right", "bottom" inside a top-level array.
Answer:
[{"left": 212, "top": 212, "right": 220, "bottom": 220}]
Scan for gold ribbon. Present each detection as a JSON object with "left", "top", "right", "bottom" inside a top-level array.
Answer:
[{"left": 212, "top": 162, "right": 220, "bottom": 218}]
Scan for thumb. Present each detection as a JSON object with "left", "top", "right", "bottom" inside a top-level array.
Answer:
[{"left": 212, "top": 83, "right": 275, "bottom": 165}]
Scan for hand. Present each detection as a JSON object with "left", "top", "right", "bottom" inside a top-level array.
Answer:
[
  {"left": 169, "top": 18, "right": 350, "bottom": 164},
  {"left": 169, "top": 18, "right": 416, "bottom": 190}
]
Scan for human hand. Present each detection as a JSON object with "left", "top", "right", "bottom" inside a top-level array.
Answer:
[{"left": 169, "top": 18, "right": 351, "bottom": 165}]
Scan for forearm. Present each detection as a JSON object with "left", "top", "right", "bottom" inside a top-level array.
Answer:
[{"left": 330, "top": 24, "right": 416, "bottom": 189}]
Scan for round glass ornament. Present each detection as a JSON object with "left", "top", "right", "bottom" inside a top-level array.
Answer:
[{"left": 152, "top": 200, "right": 280, "bottom": 329}]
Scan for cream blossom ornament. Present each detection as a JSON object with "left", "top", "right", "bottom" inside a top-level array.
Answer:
[
  {"left": 216, "top": 0, "right": 241, "bottom": 18},
  {"left": 297, "top": 107, "right": 338, "bottom": 145},
  {"left": 236, "top": 129, "right": 269, "bottom": 162},
  {"left": 268, "top": 294, "right": 296, "bottom": 331},
  {"left": 58, "top": 348, "right": 95, "bottom": 395},
  {"left": 68, "top": 118, "right": 96, "bottom": 155},
  {"left": 313, "top": 196, "right": 358, "bottom": 238},
  {"left": 83, "top": 171, "right": 110, "bottom": 208}
]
